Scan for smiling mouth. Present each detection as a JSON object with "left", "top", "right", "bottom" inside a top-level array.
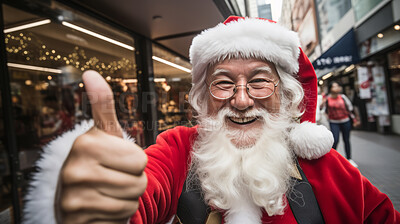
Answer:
[{"left": 228, "top": 116, "right": 258, "bottom": 125}]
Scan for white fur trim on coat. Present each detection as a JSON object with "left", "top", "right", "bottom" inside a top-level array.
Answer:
[
  {"left": 289, "top": 122, "right": 333, "bottom": 160},
  {"left": 189, "top": 18, "right": 300, "bottom": 84},
  {"left": 22, "top": 120, "right": 133, "bottom": 224}
]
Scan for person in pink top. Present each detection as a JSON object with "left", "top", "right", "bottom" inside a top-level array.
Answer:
[
  {"left": 325, "top": 81, "right": 358, "bottom": 167},
  {"left": 23, "top": 17, "right": 399, "bottom": 224}
]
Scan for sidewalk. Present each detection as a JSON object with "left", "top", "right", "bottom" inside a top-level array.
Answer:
[{"left": 335, "top": 130, "right": 400, "bottom": 211}]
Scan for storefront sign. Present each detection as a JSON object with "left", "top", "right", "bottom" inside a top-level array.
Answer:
[
  {"left": 370, "top": 66, "right": 390, "bottom": 116},
  {"left": 357, "top": 66, "right": 371, "bottom": 99},
  {"left": 313, "top": 29, "right": 360, "bottom": 70}
]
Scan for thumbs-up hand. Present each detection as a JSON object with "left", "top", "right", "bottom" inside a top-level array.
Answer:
[{"left": 57, "top": 71, "right": 147, "bottom": 224}]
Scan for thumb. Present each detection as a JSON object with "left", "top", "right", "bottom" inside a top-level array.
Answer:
[{"left": 82, "top": 70, "right": 123, "bottom": 138}]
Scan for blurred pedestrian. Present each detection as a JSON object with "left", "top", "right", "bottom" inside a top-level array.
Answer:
[
  {"left": 325, "top": 81, "right": 358, "bottom": 167},
  {"left": 316, "top": 86, "right": 329, "bottom": 128}
]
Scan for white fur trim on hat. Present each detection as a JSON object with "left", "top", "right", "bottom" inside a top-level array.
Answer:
[
  {"left": 23, "top": 120, "right": 133, "bottom": 224},
  {"left": 289, "top": 122, "right": 333, "bottom": 160},
  {"left": 189, "top": 18, "right": 300, "bottom": 83}
]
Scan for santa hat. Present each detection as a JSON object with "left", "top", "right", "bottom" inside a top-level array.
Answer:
[{"left": 189, "top": 16, "right": 333, "bottom": 159}]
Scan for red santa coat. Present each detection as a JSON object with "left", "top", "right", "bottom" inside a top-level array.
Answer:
[{"left": 130, "top": 126, "right": 400, "bottom": 224}]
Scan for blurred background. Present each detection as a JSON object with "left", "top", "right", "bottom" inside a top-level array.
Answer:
[{"left": 0, "top": 0, "right": 399, "bottom": 222}]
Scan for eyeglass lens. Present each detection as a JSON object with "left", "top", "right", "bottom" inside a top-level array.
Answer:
[{"left": 210, "top": 79, "right": 277, "bottom": 99}]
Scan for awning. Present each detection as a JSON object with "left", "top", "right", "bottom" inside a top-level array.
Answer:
[{"left": 312, "top": 29, "right": 360, "bottom": 76}]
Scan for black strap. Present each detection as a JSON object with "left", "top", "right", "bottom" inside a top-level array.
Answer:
[
  {"left": 177, "top": 178, "right": 209, "bottom": 224},
  {"left": 288, "top": 158, "right": 325, "bottom": 224},
  {"left": 177, "top": 158, "right": 325, "bottom": 224}
]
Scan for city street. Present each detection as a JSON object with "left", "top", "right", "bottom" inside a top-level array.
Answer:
[{"left": 335, "top": 130, "right": 400, "bottom": 210}]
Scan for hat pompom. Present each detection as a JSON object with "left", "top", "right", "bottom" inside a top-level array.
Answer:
[{"left": 289, "top": 122, "right": 333, "bottom": 159}]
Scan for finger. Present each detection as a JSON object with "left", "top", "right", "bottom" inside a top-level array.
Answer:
[
  {"left": 62, "top": 188, "right": 138, "bottom": 223},
  {"left": 82, "top": 70, "right": 122, "bottom": 138},
  {"left": 71, "top": 132, "right": 147, "bottom": 174},
  {"left": 94, "top": 168, "right": 147, "bottom": 200}
]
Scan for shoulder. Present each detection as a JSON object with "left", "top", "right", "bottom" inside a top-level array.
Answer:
[
  {"left": 155, "top": 125, "right": 198, "bottom": 146},
  {"left": 299, "top": 149, "right": 361, "bottom": 182},
  {"left": 299, "top": 150, "right": 399, "bottom": 223},
  {"left": 298, "top": 149, "right": 365, "bottom": 205},
  {"left": 145, "top": 125, "right": 198, "bottom": 158}
]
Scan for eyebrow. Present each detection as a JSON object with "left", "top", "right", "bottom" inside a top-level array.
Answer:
[
  {"left": 251, "top": 66, "right": 273, "bottom": 76},
  {"left": 211, "top": 66, "right": 275, "bottom": 77},
  {"left": 211, "top": 68, "right": 231, "bottom": 77}
]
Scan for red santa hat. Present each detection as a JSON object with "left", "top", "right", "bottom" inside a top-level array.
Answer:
[{"left": 189, "top": 16, "right": 333, "bottom": 159}]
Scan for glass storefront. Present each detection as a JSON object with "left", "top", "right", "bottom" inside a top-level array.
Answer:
[
  {"left": 1, "top": 0, "right": 194, "bottom": 220},
  {"left": 0, "top": 0, "right": 163, "bottom": 220},
  {"left": 152, "top": 44, "right": 193, "bottom": 133}
]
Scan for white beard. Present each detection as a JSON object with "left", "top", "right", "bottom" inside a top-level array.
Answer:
[{"left": 189, "top": 108, "right": 294, "bottom": 223}]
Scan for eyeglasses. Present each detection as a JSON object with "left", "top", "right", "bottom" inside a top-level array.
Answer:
[{"left": 209, "top": 78, "right": 280, "bottom": 100}]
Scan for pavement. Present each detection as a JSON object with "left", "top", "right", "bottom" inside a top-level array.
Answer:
[{"left": 335, "top": 130, "right": 400, "bottom": 211}]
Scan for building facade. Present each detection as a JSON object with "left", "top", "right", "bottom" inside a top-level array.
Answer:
[{"left": 281, "top": 0, "right": 400, "bottom": 135}]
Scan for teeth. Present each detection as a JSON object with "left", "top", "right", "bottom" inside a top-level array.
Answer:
[{"left": 229, "top": 117, "right": 257, "bottom": 124}]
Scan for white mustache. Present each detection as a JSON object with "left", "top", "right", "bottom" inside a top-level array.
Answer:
[
  {"left": 199, "top": 108, "right": 268, "bottom": 132},
  {"left": 219, "top": 108, "right": 267, "bottom": 119}
]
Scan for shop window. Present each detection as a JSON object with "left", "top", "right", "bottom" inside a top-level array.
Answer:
[
  {"left": 351, "top": 0, "right": 382, "bottom": 22},
  {"left": 388, "top": 49, "right": 400, "bottom": 114},
  {"left": 2, "top": 1, "right": 144, "bottom": 217},
  {"left": 316, "top": 0, "right": 352, "bottom": 40},
  {"left": 152, "top": 44, "right": 193, "bottom": 133}
]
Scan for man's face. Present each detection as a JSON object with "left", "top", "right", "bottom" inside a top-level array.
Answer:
[{"left": 206, "top": 58, "right": 281, "bottom": 132}]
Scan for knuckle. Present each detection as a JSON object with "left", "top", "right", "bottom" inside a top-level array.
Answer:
[
  {"left": 137, "top": 173, "right": 148, "bottom": 195},
  {"left": 61, "top": 163, "right": 90, "bottom": 184},
  {"left": 61, "top": 192, "right": 83, "bottom": 213},
  {"left": 127, "top": 201, "right": 139, "bottom": 215},
  {"left": 135, "top": 148, "right": 148, "bottom": 171},
  {"left": 108, "top": 201, "right": 139, "bottom": 219},
  {"left": 71, "top": 134, "right": 96, "bottom": 154}
]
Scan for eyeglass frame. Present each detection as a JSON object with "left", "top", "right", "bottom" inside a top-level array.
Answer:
[{"left": 208, "top": 78, "right": 280, "bottom": 100}]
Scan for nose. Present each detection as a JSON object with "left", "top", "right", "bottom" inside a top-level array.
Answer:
[{"left": 230, "top": 85, "right": 254, "bottom": 110}]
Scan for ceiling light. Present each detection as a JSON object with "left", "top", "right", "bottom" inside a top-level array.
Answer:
[
  {"left": 344, "top": 64, "right": 355, "bottom": 73},
  {"left": 7, "top": 63, "right": 62, "bottom": 73},
  {"left": 394, "top": 25, "right": 400, "bottom": 30},
  {"left": 154, "top": 78, "right": 166, "bottom": 82},
  {"left": 123, "top": 78, "right": 167, "bottom": 83},
  {"left": 322, "top": 72, "right": 332, "bottom": 80},
  {"left": 62, "top": 21, "right": 134, "bottom": 51},
  {"left": 25, "top": 80, "right": 32, "bottom": 86},
  {"left": 377, "top": 33, "right": 383, "bottom": 38},
  {"left": 152, "top": 56, "right": 191, "bottom": 73},
  {"left": 319, "top": 80, "right": 323, "bottom": 85},
  {"left": 123, "top": 79, "right": 137, "bottom": 83},
  {"left": 4, "top": 19, "right": 51, "bottom": 33}
]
